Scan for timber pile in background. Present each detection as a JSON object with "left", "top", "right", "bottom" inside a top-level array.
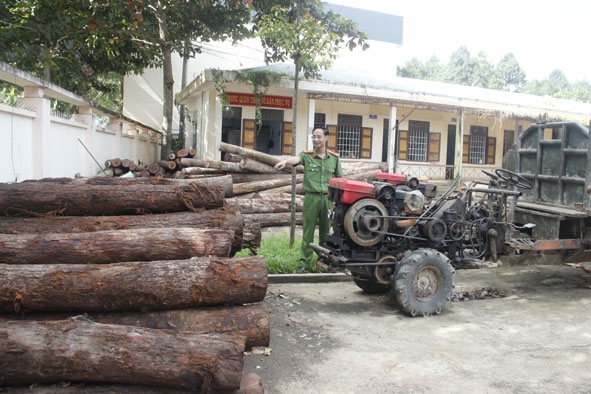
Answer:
[{"left": 0, "top": 177, "right": 267, "bottom": 393}]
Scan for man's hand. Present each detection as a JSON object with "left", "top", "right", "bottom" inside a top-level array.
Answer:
[{"left": 274, "top": 161, "right": 286, "bottom": 171}]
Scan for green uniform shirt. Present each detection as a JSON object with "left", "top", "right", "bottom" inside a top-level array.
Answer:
[{"left": 298, "top": 149, "right": 343, "bottom": 193}]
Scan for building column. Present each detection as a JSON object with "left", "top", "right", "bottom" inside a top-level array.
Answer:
[
  {"left": 307, "top": 98, "right": 316, "bottom": 151},
  {"left": 388, "top": 106, "right": 397, "bottom": 173},
  {"left": 76, "top": 106, "right": 97, "bottom": 177},
  {"left": 455, "top": 110, "right": 464, "bottom": 179},
  {"left": 18, "top": 86, "right": 50, "bottom": 179}
]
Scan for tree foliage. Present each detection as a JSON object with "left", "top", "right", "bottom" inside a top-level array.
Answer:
[
  {"left": 398, "top": 46, "right": 590, "bottom": 102},
  {"left": 252, "top": 0, "right": 367, "bottom": 245}
]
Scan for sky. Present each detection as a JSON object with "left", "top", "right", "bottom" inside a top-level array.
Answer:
[{"left": 329, "top": 0, "right": 590, "bottom": 82}]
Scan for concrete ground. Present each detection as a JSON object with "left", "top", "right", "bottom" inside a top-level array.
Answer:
[{"left": 243, "top": 263, "right": 591, "bottom": 394}]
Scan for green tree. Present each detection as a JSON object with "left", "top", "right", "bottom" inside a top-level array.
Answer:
[
  {"left": 0, "top": 0, "right": 159, "bottom": 106},
  {"left": 254, "top": 0, "right": 367, "bottom": 245},
  {"left": 496, "top": 53, "right": 526, "bottom": 92}
]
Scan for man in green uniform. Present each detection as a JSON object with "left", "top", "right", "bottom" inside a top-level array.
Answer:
[{"left": 275, "top": 126, "right": 343, "bottom": 267}]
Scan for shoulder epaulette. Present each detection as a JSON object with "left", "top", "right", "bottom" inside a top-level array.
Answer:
[{"left": 328, "top": 150, "right": 339, "bottom": 157}]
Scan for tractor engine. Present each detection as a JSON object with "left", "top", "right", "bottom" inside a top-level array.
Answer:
[{"left": 327, "top": 173, "right": 439, "bottom": 252}]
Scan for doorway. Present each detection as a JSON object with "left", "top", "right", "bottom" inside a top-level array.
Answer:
[
  {"left": 255, "top": 109, "right": 283, "bottom": 155},
  {"left": 446, "top": 124, "right": 456, "bottom": 180}
]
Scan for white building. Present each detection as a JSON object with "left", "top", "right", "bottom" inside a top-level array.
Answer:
[{"left": 124, "top": 3, "right": 591, "bottom": 180}]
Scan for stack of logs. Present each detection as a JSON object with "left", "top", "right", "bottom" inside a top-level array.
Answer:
[{"left": 0, "top": 177, "right": 268, "bottom": 393}]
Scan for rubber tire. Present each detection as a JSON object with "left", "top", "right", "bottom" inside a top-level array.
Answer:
[
  {"left": 352, "top": 273, "right": 390, "bottom": 295},
  {"left": 391, "top": 248, "right": 455, "bottom": 317}
]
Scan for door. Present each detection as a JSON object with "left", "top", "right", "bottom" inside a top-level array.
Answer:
[{"left": 446, "top": 124, "right": 456, "bottom": 180}]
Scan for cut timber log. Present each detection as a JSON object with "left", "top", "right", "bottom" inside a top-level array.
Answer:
[
  {"left": 0, "top": 180, "right": 224, "bottom": 216},
  {"left": 7, "top": 303, "right": 270, "bottom": 350},
  {"left": 233, "top": 174, "right": 304, "bottom": 195},
  {"left": 243, "top": 221, "right": 261, "bottom": 251},
  {"left": 226, "top": 196, "right": 303, "bottom": 214},
  {"left": 238, "top": 158, "right": 282, "bottom": 174},
  {"left": 92, "top": 303, "right": 270, "bottom": 350},
  {"left": 0, "top": 205, "right": 245, "bottom": 256},
  {"left": 0, "top": 319, "right": 245, "bottom": 391},
  {"left": 219, "top": 141, "right": 303, "bottom": 173},
  {"left": 231, "top": 172, "right": 293, "bottom": 184},
  {"left": 244, "top": 212, "right": 303, "bottom": 227},
  {"left": 0, "top": 227, "right": 234, "bottom": 264},
  {"left": 0, "top": 256, "right": 267, "bottom": 313},
  {"left": 0, "top": 373, "right": 263, "bottom": 394},
  {"left": 180, "top": 158, "right": 244, "bottom": 173}
]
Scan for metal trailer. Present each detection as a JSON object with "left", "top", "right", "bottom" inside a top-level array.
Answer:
[{"left": 508, "top": 121, "right": 591, "bottom": 263}]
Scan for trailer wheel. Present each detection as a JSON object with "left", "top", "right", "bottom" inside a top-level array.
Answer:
[
  {"left": 391, "top": 248, "right": 454, "bottom": 317},
  {"left": 352, "top": 273, "right": 390, "bottom": 295}
]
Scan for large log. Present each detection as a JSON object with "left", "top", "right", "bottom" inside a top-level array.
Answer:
[
  {"left": 0, "top": 319, "right": 245, "bottom": 391},
  {"left": 0, "top": 204, "right": 244, "bottom": 256},
  {"left": 5, "top": 303, "right": 270, "bottom": 350},
  {"left": 231, "top": 172, "right": 292, "bottom": 184},
  {"left": 180, "top": 158, "right": 245, "bottom": 173},
  {"left": 0, "top": 227, "right": 234, "bottom": 264},
  {"left": 0, "top": 256, "right": 267, "bottom": 313},
  {"left": 0, "top": 373, "right": 263, "bottom": 394},
  {"left": 0, "top": 180, "right": 224, "bottom": 216},
  {"left": 219, "top": 141, "right": 304, "bottom": 173},
  {"left": 244, "top": 212, "right": 303, "bottom": 227},
  {"left": 226, "top": 196, "right": 303, "bottom": 214},
  {"left": 92, "top": 303, "right": 270, "bottom": 350},
  {"left": 81, "top": 174, "right": 234, "bottom": 198},
  {"left": 233, "top": 174, "right": 304, "bottom": 195},
  {"left": 242, "top": 221, "right": 261, "bottom": 251}
]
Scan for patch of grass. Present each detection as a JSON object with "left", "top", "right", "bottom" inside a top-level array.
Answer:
[{"left": 234, "top": 230, "right": 322, "bottom": 274}]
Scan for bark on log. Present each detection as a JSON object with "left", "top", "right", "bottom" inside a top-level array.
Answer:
[
  {"left": 223, "top": 152, "right": 243, "bottom": 163},
  {"left": 0, "top": 256, "right": 267, "bottom": 313},
  {"left": 182, "top": 167, "right": 227, "bottom": 176},
  {"left": 242, "top": 221, "right": 261, "bottom": 251},
  {"left": 180, "top": 158, "right": 244, "bottom": 173},
  {"left": 5, "top": 303, "right": 270, "bottom": 350},
  {"left": 219, "top": 141, "right": 303, "bottom": 173},
  {"left": 244, "top": 212, "right": 303, "bottom": 227},
  {"left": 0, "top": 180, "right": 224, "bottom": 216},
  {"left": 238, "top": 158, "right": 282, "bottom": 174},
  {"left": 0, "top": 227, "right": 234, "bottom": 264},
  {"left": 0, "top": 319, "right": 245, "bottom": 391},
  {"left": 0, "top": 373, "right": 263, "bottom": 394},
  {"left": 92, "top": 303, "right": 270, "bottom": 350},
  {"left": 226, "top": 196, "right": 303, "bottom": 214},
  {"left": 230, "top": 172, "right": 292, "bottom": 184},
  {"left": 233, "top": 174, "right": 304, "bottom": 195},
  {"left": 0, "top": 205, "right": 245, "bottom": 256}
]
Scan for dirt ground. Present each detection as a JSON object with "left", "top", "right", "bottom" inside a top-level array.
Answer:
[{"left": 243, "top": 263, "right": 591, "bottom": 394}]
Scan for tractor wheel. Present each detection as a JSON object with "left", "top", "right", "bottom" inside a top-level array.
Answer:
[
  {"left": 352, "top": 273, "right": 390, "bottom": 295},
  {"left": 391, "top": 248, "right": 454, "bottom": 317}
]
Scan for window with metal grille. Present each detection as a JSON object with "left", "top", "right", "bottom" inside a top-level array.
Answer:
[
  {"left": 314, "top": 113, "right": 326, "bottom": 129},
  {"left": 407, "top": 120, "right": 429, "bottom": 162},
  {"left": 337, "top": 114, "right": 362, "bottom": 158},
  {"left": 470, "top": 126, "right": 488, "bottom": 164},
  {"left": 503, "top": 129, "right": 514, "bottom": 155}
]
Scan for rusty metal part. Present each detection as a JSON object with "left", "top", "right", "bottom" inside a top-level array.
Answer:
[
  {"left": 343, "top": 199, "right": 389, "bottom": 247},
  {"left": 375, "top": 255, "right": 397, "bottom": 284}
]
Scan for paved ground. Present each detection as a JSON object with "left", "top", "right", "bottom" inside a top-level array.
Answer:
[{"left": 243, "top": 263, "right": 591, "bottom": 394}]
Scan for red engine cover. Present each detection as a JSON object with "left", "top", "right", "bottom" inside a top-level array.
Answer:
[
  {"left": 375, "top": 172, "right": 407, "bottom": 185},
  {"left": 329, "top": 178, "right": 375, "bottom": 204}
]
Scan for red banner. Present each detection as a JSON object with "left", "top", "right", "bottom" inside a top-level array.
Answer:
[{"left": 226, "top": 92, "right": 292, "bottom": 109}]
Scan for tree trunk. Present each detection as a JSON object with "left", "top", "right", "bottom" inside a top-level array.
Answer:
[
  {"left": 0, "top": 256, "right": 267, "bottom": 313},
  {"left": 8, "top": 303, "right": 270, "bottom": 351},
  {"left": 0, "top": 373, "right": 263, "bottom": 394},
  {"left": 0, "top": 319, "right": 245, "bottom": 391},
  {"left": 0, "top": 181, "right": 224, "bottom": 216},
  {"left": 226, "top": 196, "right": 303, "bottom": 214},
  {"left": 92, "top": 303, "right": 270, "bottom": 350},
  {"left": 238, "top": 158, "right": 283, "bottom": 174},
  {"left": 0, "top": 205, "right": 244, "bottom": 256},
  {"left": 182, "top": 167, "right": 227, "bottom": 176},
  {"left": 232, "top": 174, "right": 304, "bottom": 195},
  {"left": 242, "top": 221, "right": 261, "bottom": 251},
  {"left": 244, "top": 212, "right": 303, "bottom": 227},
  {"left": 0, "top": 227, "right": 234, "bottom": 265},
  {"left": 219, "top": 141, "right": 303, "bottom": 173},
  {"left": 180, "top": 158, "right": 244, "bottom": 173},
  {"left": 230, "top": 172, "right": 293, "bottom": 184}
]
